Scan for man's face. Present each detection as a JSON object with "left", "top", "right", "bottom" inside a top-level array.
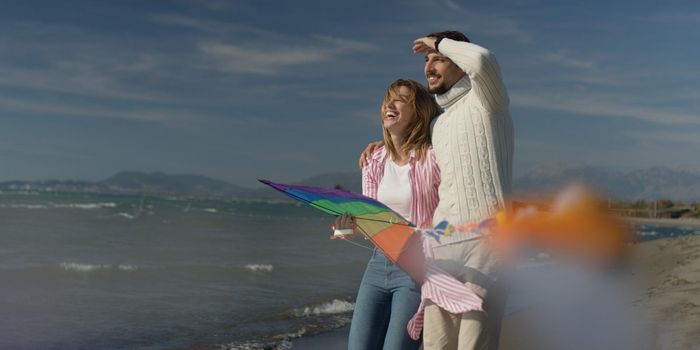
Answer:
[{"left": 424, "top": 51, "right": 466, "bottom": 94}]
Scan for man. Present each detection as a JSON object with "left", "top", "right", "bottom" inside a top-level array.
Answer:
[{"left": 362, "top": 31, "right": 513, "bottom": 349}]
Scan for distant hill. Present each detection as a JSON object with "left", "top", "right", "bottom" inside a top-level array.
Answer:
[
  {"left": 2, "top": 166, "right": 699, "bottom": 201},
  {"left": 513, "top": 164, "right": 700, "bottom": 201},
  {"left": 0, "top": 171, "right": 247, "bottom": 198},
  {"left": 102, "top": 171, "right": 247, "bottom": 196},
  {"left": 0, "top": 170, "right": 361, "bottom": 200}
]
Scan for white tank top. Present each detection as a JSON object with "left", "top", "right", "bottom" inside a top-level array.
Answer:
[{"left": 377, "top": 159, "right": 412, "bottom": 222}]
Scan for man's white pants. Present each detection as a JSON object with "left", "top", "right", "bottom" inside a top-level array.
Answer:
[{"left": 422, "top": 236, "right": 507, "bottom": 350}]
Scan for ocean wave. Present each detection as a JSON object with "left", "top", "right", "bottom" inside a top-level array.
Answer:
[
  {"left": 61, "top": 263, "right": 109, "bottom": 271},
  {"left": 60, "top": 263, "right": 139, "bottom": 272},
  {"left": 54, "top": 202, "right": 117, "bottom": 209},
  {"left": 293, "top": 299, "right": 355, "bottom": 317},
  {"left": 222, "top": 338, "right": 294, "bottom": 350},
  {"left": 0, "top": 202, "right": 117, "bottom": 210},
  {"left": 117, "top": 264, "right": 139, "bottom": 271},
  {"left": 244, "top": 264, "right": 273, "bottom": 273},
  {"left": 116, "top": 212, "right": 137, "bottom": 219},
  {"left": 203, "top": 208, "right": 218, "bottom": 213},
  {"left": 0, "top": 204, "right": 49, "bottom": 209},
  {"left": 220, "top": 299, "right": 353, "bottom": 350},
  {"left": 638, "top": 231, "right": 658, "bottom": 237}
]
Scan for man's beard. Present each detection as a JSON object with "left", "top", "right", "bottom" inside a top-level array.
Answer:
[{"left": 428, "top": 83, "right": 449, "bottom": 95}]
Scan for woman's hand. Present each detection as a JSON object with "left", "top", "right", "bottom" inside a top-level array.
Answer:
[
  {"left": 331, "top": 213, "right": 359, "bottom": 239},
  {"left": 358, "top": 141, "right": 384, "bottom": 168}
]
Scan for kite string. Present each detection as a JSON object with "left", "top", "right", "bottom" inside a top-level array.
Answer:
[{"left": 340, "top": 238, "right": 374, "bottom": 251}]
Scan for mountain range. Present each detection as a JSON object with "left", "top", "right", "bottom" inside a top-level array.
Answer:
[
  {"left": 2, "top": 165, "right": 700, "bottom": 201},
  {"left": 514, "top": 164, "right": 700, "bottom": 201}
]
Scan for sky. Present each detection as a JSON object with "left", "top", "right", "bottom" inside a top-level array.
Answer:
[{"left": 1, "top": 0, "right": 698, "bottom": 187}]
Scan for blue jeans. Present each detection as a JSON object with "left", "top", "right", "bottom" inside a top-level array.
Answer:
[{"left": 348, "top": 249, "right": 421, "bottom": 350}]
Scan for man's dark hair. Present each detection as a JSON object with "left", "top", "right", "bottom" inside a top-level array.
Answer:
[{"left": 427, "top": 30, "right": 470, "bottom": 43}]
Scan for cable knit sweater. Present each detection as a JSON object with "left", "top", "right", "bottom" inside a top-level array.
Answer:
[{"left": 431, "top": 38, "right": 514, "bottom": 227}]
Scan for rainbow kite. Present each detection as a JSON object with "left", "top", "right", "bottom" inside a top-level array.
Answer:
[{"left": 259, "top": 179, "right": 425, "bottom": 283}]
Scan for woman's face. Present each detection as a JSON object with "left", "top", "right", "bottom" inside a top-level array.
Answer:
[{"left": 382, "top": 85, "right": 416, "bottom": 138}]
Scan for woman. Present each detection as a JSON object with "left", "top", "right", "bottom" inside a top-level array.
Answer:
[{"left": 337, "top": 79, "right": 441, "bottom": 350}]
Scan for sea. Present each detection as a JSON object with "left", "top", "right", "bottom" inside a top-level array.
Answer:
[{"left": 1, "top": 191, "right": 698, "bottom": 350}]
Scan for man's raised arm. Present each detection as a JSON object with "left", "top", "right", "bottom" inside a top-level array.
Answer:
[{"left": 414, "top": 37, "right": 509, "bottom": 113}]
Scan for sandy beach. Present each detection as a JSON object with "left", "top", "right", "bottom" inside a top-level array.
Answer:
[
  {"left": 631, "top": 234, "right": 700, "bottom": 349},
  {"left": 293, "top": 233, "right": 700, "bottom": 349}
]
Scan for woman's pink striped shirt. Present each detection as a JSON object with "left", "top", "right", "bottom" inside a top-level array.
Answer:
[{"left": 362, "top": 146, "right": 440, "bottom": 228}]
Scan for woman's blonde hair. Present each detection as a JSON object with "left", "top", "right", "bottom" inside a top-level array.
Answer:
[{"left": 381, "top": 79, "right": 439, "bottom": 161}]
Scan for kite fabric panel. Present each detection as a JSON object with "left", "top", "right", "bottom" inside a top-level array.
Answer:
[{"left": 259, "top": 179, "right": 425, "bottom": 283}]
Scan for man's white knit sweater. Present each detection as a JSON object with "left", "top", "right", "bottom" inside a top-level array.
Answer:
[{"left": 430, "top": 38, "right": 514, "bottom": 227}]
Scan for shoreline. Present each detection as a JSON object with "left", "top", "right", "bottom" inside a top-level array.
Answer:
[{"left": 626, "top": 216, "right": 700, "bottom": 228}]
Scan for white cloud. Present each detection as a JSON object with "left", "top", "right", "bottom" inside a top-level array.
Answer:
[
  {"left": 471, "top": 15, "right": 533, "bottom": 44},
  {"left": 198, "top": 41, "right": 328, "bottom": 75},
  {"left": 623, "top": 129, "right": 700, "bottom": 146},
  {"left": 0, "top": 144, "right": 97, "bottom": 160},
  {"left": 644, "top": 12, "right": 700, "bottom": 24},
  {"left": 197, "top": 36, "right": 374, "bottom": 75},
  {"left": 314, "top": 35, "right": 374, "bottom": 52},
  {"left": 0, "top": 65, "right": 170, "bottom": 103},
  {"left": 152, "top": 14, "right": 375, "bottom": 76},
  {"left": 407, "top": 0, "right": 533, "bottom": 44},
  {"left": 511, "top": 92, "right": 700, "bottom": 126},
  {"left": 150, "top": 14, "right": 219, "bottom": 33},
  {"left": 0, "top": 95, "right": 185, "bottom": 123},
  {"left": 114, "top": 54, "right": 160, "bottom": 73},
  {"left": 440, "top": 10, "right": 531, "bottom": 43},
  {"left": 542, "top": 50, "right": 597, "bottom": 69},
  {"left": 149, "top": 13, "right": 280, "bottom": 38},
  {"left": 195, "top": 0, "right": 235, "bottom": 11},
  {"left": 445, "top": 0, "right": 462, "bottom": 12},
  {"left": 515, "top": 129, "right": 700, "bottom": 172},
  {"left": 0, "top": 21, "right": 178, "bottom": 104}
]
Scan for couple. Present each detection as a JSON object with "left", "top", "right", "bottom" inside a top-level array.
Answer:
[{"left": 337, "top": 30, "right": 513, "bottom": 350}]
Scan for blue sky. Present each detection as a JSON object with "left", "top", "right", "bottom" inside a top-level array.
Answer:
[{"left": 1, "top": 0, "right": 698, "bottom": 187}]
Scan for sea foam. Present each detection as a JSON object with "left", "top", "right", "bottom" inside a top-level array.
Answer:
[
  {"left": 0, "top": 204, "right": 49, "bottom": 209},
  {"left": 244, "top": 264, "right": 273, "bottom": 273},
  {"left": 54, "top": 202, "right": 117, "bottom": 209},
  {"left": 60, "top": 263, "right": 139, "bottom": 272},
  {"left": 61, "top": 263, "right": 108, "bottom": 272},
  {"left": 294, "top": 299, "right": 355, "bottom": 317},
  {"left": 116, "top": 212, "right": 137, "bottom": 219},
  {"left": 117, "top": 264, "right": 139, "bottom": 271},
  {"left": 223, "top": 338, "right": 293, "bottom": 350}
]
